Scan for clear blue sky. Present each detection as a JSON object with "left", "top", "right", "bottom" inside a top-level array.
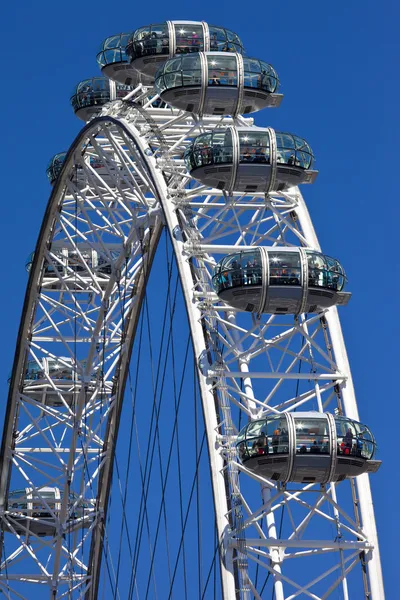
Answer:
[{"left": 0, "top": 0, "right": 397, "bottom": 596}]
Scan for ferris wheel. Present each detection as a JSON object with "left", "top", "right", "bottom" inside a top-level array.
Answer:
[{"left": 0, "top": 20, "right": 385, "bottom": 600}]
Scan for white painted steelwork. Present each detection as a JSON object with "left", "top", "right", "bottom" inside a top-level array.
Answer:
[{"left": 0, "top": 76, "right": 384, "bottom": 600}]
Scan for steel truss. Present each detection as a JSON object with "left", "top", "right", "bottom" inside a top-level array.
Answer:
[{"left": 0, "top": 93, "right": 384, "bottom": 599}]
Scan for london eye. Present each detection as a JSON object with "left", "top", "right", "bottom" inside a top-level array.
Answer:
[{"left": 0, "top": 19, "right": 384, "bottom": 599}]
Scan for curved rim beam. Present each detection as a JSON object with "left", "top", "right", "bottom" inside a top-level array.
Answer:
[{"left": 1, "top": 116, "right": 238, "bottom": 600}]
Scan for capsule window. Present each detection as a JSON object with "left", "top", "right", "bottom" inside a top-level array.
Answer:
[
  {"left": 120, "top": 33, "right": 130, "bottom": 47},
  {"left": 237, "top": 416, "right": 288, "bottom": 461},
  {"left": 212, "top": 130, "right": 233, "bottom": 164},
  {"left": 26, "top": 361, "right": 44, "bottom": 379},
  {"left": 212, "top": 249, "right": 262, "bottom": 293},
  {"left": 151, "top": 23, "right": 168, "bottom": 39},
  {"left": 295, "top": 418, "right": 330, "bottom": 455},
  {"left": 181, "top": 54, "right": 201, "bottom": 70},
  {"left": 335, "top": 417, "right": 375, "bottom": 459},
  {"left": 104, "top": 49, "right": 119, "bottom": 65},
  {"left": 164, "top": 57, "right": 182, "bottom": 73},
  {"left": 207, "top": 55, "right": 237, "bottom": 86},
  {"left": 269, "top": 252, "right": 301, "bottom": 286},
  {"left": 182, "top": 68, "right": 202, "bottom": 87},
  {"left": 104, "top": 35, "right": 120, "bottom": 49},
  {"left": 242, "top": 58, "right": 277, "bottom": 92},
  {"left": 134, "top": 27, "right": 151, "bottom": 41},
  {"left": 239, "top": 131, "right": 270, "bottom": 164},
  {"left": 240, "top": 251, "right": 262, "bottom": 286},
  {"left": 307, "top": 251, "right": 345, "bottom": 292},
  {"left": 193, "top": 134, "right": 212, "bottom": 167},
  {"left": 165, "top": 72, "right": 182, "bottom": 89},
  {"left": 227, "top": 30, "right": 241, "bottom": 46},
  {"left": 130, "top": 24, "right": 169, "bottom": 59},
  {"left": 209, "top": 26, "right": 228, "bottom": 51},
  {"left": 275, "top": 133, "right": 313, "bottom": 169},
  {"left": 174, "top": 24, "right": 204, "bottom": 53}
]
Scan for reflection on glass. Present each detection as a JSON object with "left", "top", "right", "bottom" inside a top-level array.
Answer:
[
  {"left": 207, "top": 55, "right": 238, "bottom": 86},
  {"left": 269, "top": 252, "right": 301, "bottom": 286},
  {"left": 174, "top": 23, "right": 204, "bottom": 54},
  {"left": 295, "top": 418, "right": 330, "bottom": 455},
  {"left": 239, "top": 131, "right": 270, "bottom": 163},
  {"left": 276, "top": 133, "right": 313, "bottom": 169}
]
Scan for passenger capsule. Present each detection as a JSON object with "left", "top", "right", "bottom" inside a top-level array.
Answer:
[
  {"left": 236, "top": 412, "right": 381, "bottom": 484},
  {"left": 97, "top": 32, "right": 142, "bottom": 86},
  {"left": 126, "top": 21, "right": 245, "bottom": 83},
  {"left": 46, "top": 152, "right": 127, "bottom": 189},
  {"left": 25, "top": 247, "right": 116, "bottom": 288},
  {"left": 6, "top": 487, "right": 93, "bottom": 537},
  {"left": 212, "top": 247, "right": 351, "bottom": 314},
  {"left": 154, "top": 53, "right": 281, "bottom": 116},
  {"left": 21, "top": 357, "right": 86, "bottom": 406},
  {"left": 185, "top": 127, "right": 317, "bottom": 192},
  {"left": 70, "top": 77, "right": 132, "bottom": 121},
  {"left": 46, "top": 152, "right": 67, "bottom": 185}
]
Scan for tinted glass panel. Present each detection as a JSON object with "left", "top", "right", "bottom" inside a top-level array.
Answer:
[
  {"left": 276, "top": 132, "right": 313, "bottom": 169},
  {"left": 269, "top": 251, "right": 301, "bottom": 286},
  {"left": 295, "top": 417, "right": 330, "bottom": 454},
  {"left": 306, "top": 251, "right": 345, "bottom": 291},
  {"left": 243, "top": 59, "right": 278, "bottom": 92},
  {"left": 164, "top": 57, "right": 182, "bottom": 73},
  {"left": 335, "top": 417, "right": 375, "bottom": 459},
  {"left": 71, "top": 78, "right": 116, "bottom": 111},
  {"left": 127, "top": 24, "right": 169, "bottom": 59},
  {"left": 239, "top": 131, "right": 270, "bottom": 163},
  {"left": 207, "top": 55, "right": 237, "bottom": 86},
  {"left": 212, "top": 249, "right": 262, "bottom": 293},
  {"left": 174, "top": 23, "right": 204, "bottom": 53},
  {"left": 237, "top": 416, "right": 288, "bottom": 461},
  {"left": 208, "top": 26, "right": 244, "bottom": 53}
]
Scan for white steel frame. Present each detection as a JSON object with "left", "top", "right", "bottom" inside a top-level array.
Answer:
[{"left": 0, "top": 90, "right": 384, "bottom": 600}]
